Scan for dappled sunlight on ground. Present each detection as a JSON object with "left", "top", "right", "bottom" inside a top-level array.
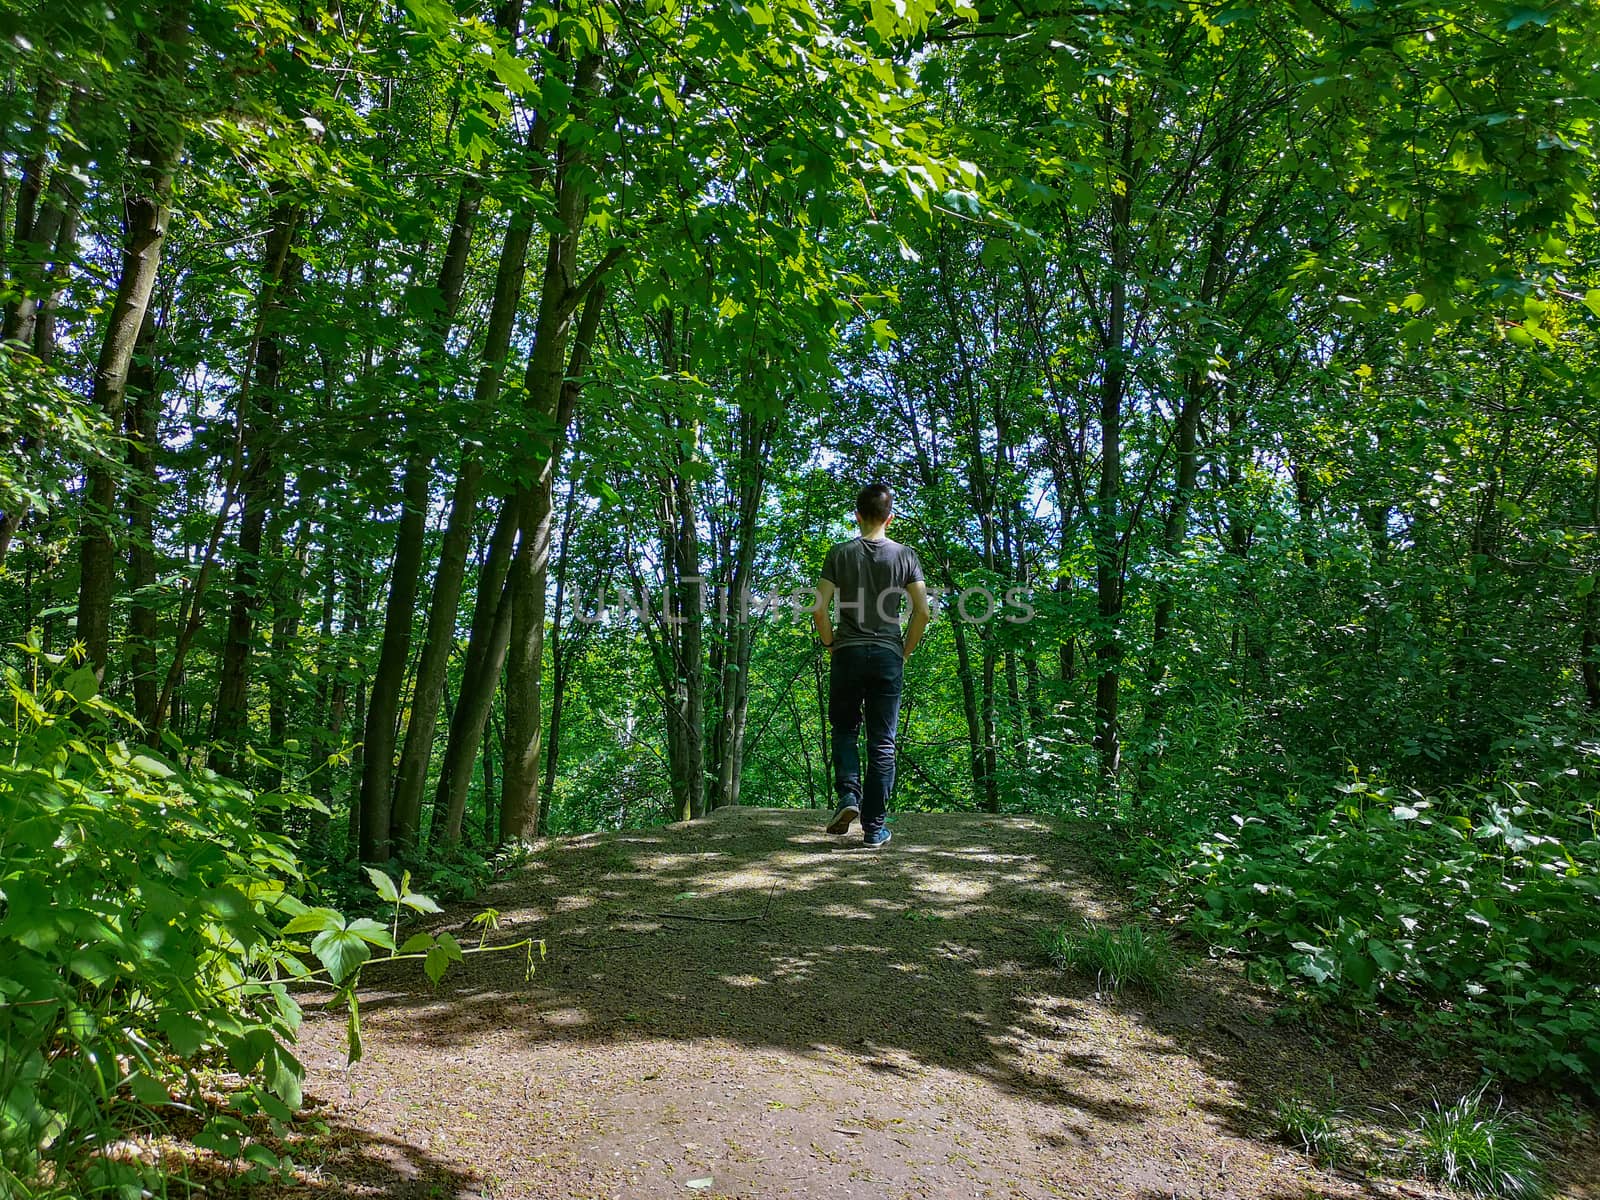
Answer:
[{"left": 282, "top": 809, "right": 1590, "bottom": 1200}]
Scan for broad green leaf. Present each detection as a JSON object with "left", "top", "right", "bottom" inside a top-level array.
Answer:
[
  {"left": 311, "top": 929, "right": 371, "bottom": 984},
  {"left": 347, "top": 918, "right": 396, "bottom": 950},
  {"left": 282, "top": 907, "right": 346, "bottom": 936}
]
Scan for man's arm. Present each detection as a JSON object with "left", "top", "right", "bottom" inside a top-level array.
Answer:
[
  {"left": 902, "top": 579, "right": 931, "bottom": 659},
  {"left": 812, "top": 578, "right": 837, "bottom": 652}
]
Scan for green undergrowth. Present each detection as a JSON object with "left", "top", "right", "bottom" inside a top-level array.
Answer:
[
  {"left": 1059, "top": 737, "right": 1600, "bottom": 1094},
  {"left": 0, "top": 648, "right": 535, "bottom": 1197}
]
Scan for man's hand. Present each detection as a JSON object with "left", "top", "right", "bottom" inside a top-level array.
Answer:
[
  {"left": 902, "top": 580, "right": 932, "bottom": 659},
  {"left": 812, "top": 578, "right": 837, "bottom": 654}
]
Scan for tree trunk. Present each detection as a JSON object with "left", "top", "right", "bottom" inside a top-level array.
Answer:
[
  {"left": 1144, "top": 371, "right": 1204, "bottom": 707},
  {"left": 267, "top": 501, "right": 311, "bottom": 792},
  {"left": 500, "top": 278, "right": 608, "bottom": 842},
  {"left": 709, "top": 409, "right": 772, "bottom": 810},
  {"left": 75, "top": 8, "right": 189, "bottom": 679},
  {"left": 1091, "top": 108, "right": 1132, "bottom": 792},
  {"left": 1583, "top": 441, "right": 1600, "bottom": 711},
  {"left": 307, "top": 559, "right": 344, "bottom": 852},
  {"left": 541, "top": 470, "right": 583, "bottom": 814},
  {"left": 390, "top": 178, "right": 535, "bottom": 854},
  {"left": 4, "top": 83, "right": 87, "bottom": 354},
  {"left": 432, "top": 499, "right": 521, "bottom": 846},
  {"left": 125, "top": 309, "right": 163, "bottom": 727},
  {"left": 357, "top": 180, "right": 483, "bottom": 861},
  {"left": 213, "top": 205, "right": 299, "bottom": 772}
]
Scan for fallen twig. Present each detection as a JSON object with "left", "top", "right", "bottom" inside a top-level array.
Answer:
[{"left": 638, "top": 909, "right": 766, "bottom": 924}]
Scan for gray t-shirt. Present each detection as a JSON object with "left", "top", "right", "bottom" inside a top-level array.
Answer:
[{"left": 821, "top": 535, "right": 925, "bottom": 649}]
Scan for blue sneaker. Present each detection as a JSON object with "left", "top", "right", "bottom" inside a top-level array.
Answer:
[
  {"left": 826, "top": 801, "right": 860, "bottom": 835},
  {"left": 862, "top": 827, "right": 892, "bottom": 849}
]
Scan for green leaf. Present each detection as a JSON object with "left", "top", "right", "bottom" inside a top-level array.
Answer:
[
  {"left": 63, "top": 666, "right": 99, "bottom": 702},
  {"left": 1369, "top": 940, "right": 1404, "bottom": 975},
  {"left": 311, "top": 929, "right": 371, "bottom": 984},
  {"left": 157, "top": 1012, "right": 211, "bottom": 1058},
  {"left": 400, "top": 891, "right": 443, "bottom": 914},
  {"left": 347, "top": 918, "right": 396, "bottom": 950},
  {"left": 263, "top": 1044, "right": 303, "bottom": 1109},
  {"left": 243, "top": 1144, "right": 281, "bottom": 1171},
  {"left": 423, "top": 931, "right": 465, "bottom": 985},
  {"left": 127, "top": 1072, "right": 170, "bottom": 1106},
  {"left": 345, "top": 988, "right": 362, "bottom": 1064},
  {"left": 399, "top": 932, "right": 435, "bottom": 954},
  {"left": 364, "top": 867, "right": 400, "bottom": 904},
  {"left": 1583, "top": 289, "right": 1600, "bottom": 319},
  {"left": 129, "top": 752, "right": 175, "bottom": 779},
  {"left": 424, "top": 943, "right": 452, "bottom": 985},
  {"left": 282, "top": 907, "right": 345, "bottom": 936}
]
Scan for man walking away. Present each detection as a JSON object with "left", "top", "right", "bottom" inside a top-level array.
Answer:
[{"left": 811, "top": 483, "right": 931, "bottom": 847}]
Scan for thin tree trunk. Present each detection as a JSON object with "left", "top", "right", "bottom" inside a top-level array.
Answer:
[
  {"left": 1583, "top": 441, "right": 1600, "bottom": 711},
  {"left": 26, "top": 155, "right": 85, "bottom": 366},
  {"left": 710, "top": 410, "right": 771, "bottom": 810},
  {"left": 433, "top": 499, "right": 520, "bottom": 845},
  {"left": 483, "top": 709, "right": 502, "bottom": 845},
  {"left": 213, "top": 205, "right": 299, "bottom": 771},
  {"left": 358, "top": 180, "right": 483, "bottom": 861},
  {"left": 147, "top": 198, "right": 303, "bottom": 741},
  {"left": 308, "top": 559, "right": 343, "bottom": 851},
  {"left": 500, "top": 279, "right": 608, "bottom": 842},
  {"left": 4, "top": 82, "right": 85, "bottom": 352},
  {"left": 1145, "top": 371, "right": 1204, "bottom": 707},
  {"left": 541, "top": 470, "right": 583, "bottom": 811},
  {"left": 267, "top": 501, "right": 311, "bottom": 792},
  {"left": 1091, "top": 108, "right": 1133, "bottom": 791},
  {"left": 75, "top": 8, "right": 189, "bottom": 679},
  {"left": 125, "top": 308, "right": 163, "bottom": 727},
  {"left": 390, "top": 183, "right": 535, "bottom": 854}
]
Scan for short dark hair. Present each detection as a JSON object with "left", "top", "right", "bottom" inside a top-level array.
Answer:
[{"left": 856, "top": 483, "right": 892, "bottom": 524}]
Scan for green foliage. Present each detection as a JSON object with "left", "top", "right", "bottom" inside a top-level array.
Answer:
[
  {"left": 1039, "top": 919, "right": 1175, "bottom": 997},
  {"left": 1538, "top": 1095, "right": 1594, "bottom": 1147},
  {"left": 1401, "top": 1089, "right": 1549, "bottom": 1200},
  {"left": 0, "top": 647, "right": 521, "bottom": 1196},
  {"left": 0, "top": 651, "right": 322, "bottom": 1192},
  {"left": 0, "top": 346, "right": 118, "bottom": 532},
  {"left": 1174, "top": 765, "right": 1600, "bottom": 1090}
]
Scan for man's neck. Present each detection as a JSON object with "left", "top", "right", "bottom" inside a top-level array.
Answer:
[{"left": 857, "top": 523, "right": 888, "bottom": 541}]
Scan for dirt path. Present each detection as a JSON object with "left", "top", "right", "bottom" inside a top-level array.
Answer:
[{"left": 281, "top": 808, "right": 1595, "bottom": 1200}]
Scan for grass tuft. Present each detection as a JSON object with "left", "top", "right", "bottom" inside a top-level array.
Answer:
[
  {"left": 1272, "top": 1095, "right": 1351, "bottom": 1167},
  {"left": 1401, "top": 1088, "right": 1548, "bottom": 1200},
  {"left": 1039, "top": 919, "right": 1175, "bottom": 997}
]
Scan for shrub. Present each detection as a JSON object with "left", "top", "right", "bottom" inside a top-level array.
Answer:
[
  {"left": 0, "top": 650, "right": 525, "bottom": 1195},
  {"left": 1179, "top": 770, "right": 1600, "bottom": 1089}
]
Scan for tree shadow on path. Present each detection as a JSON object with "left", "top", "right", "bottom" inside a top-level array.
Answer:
[{"left": 284, "top": 808, "right": 1585, "bottom": 1200}]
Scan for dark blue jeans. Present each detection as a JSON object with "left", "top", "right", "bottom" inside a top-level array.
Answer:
[{"left": 829, "top": 642, "right": 903, "bottom": 834}]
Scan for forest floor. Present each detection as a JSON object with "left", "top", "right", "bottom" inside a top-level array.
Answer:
[{"left": 263, "top": 808, "right": 1599, "bottom": 1200}]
